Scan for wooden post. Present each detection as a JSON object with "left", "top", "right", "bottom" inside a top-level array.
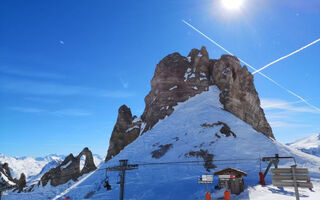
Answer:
[{"left": 291, "top": 165, "right": 300, "bottom": 200}]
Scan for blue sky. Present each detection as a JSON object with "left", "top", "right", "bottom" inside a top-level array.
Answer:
[{"left": 1, "top": 0, "right": 319, "bottom": 157}]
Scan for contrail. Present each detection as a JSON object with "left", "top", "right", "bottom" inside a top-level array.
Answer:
[
  {"left": 253, "top": 38, "right": 320, "bottom": 74},
  {"left": 182, "top": 20, "right": 320, "bottom": 112}
]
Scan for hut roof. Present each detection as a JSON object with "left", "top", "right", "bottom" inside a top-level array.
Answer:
[{"left": 214, "top": 168, "right": 247, "bottom": 177}]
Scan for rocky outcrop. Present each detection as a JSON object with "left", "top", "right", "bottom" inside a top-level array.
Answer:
[
  {"left": 106, "top": 46, "right": 274, "bottom": 161},
  {"left": 151, "top": 144, "right": 173, "bottom": 159},
  {"left": 141, "top": 47, "right": 211, "bottom": 133},
  {"left": 185, "top": 149, "right": 216, "bottom": 172},
  {"left": 0, "top": 163, "right": 13, "bottom": 184},
  {"left": 105, "top": 105, "right": 142, "bottom": 161},
  {"left": 140, "top": 46, "right": 273, "bottom": 138},
  {"left": 201, "top": 121, "right": 237, "bottom": 138},
  {"left": 0, "top": 163, "right": 26, "bottom": 192},
  {"left": 14, "top": 173, "right": 26, "bottom": 192},
  {"left": 210, "top": 55, "right": 273, "bottom": 138},
  {"left": 40, "top": 147, "right": 96, "bottom": 186}
]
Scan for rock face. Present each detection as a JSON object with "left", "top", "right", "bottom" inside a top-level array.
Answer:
[
  {"left": 40, "top": 147, "right": 96, "bottom": 186},
  {"left": 211, "top": 55, "right": 273, "bottom": 138},
  {"left": 105, "top": 105, "right": 142, "bottom": 161},
  {"left": 0, "top": 163, "right": 26, "bottom": 192},
  {"left": 141, "top": 47, "right": 211, "bottom": 133},
  {"left": 106, "top": 46, "right": 274, "bottom": 161}
]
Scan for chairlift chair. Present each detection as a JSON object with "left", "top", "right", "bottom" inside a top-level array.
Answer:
[{"left": 103, "top": 171, "right": 112, "bottom": 191}]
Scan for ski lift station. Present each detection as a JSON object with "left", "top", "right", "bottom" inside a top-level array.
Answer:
[{"left": 214, "top": 168, "right": 247, "bottom": 195}]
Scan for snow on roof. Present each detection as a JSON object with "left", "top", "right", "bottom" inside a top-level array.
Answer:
[{"left": 214, "top": 168, "right": 247, "bottom": 176}]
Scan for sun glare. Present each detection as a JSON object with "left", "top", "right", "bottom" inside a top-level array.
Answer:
[{"left": 221, "top": 0, "right": 244, "bottom": 10}]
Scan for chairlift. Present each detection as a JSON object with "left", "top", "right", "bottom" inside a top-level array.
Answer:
[{"left": 103, "top": 171, "right": 112, "bottom": 191}]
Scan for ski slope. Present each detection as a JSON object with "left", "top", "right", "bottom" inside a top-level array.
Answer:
[
  {"left": 288, "top": 134, "right": 320, "bottom": 157},
  {"left": 3, "top": 86, "right": 320, "bottom": 199}
]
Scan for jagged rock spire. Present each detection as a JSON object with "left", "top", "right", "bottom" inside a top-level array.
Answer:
[
  {"left": 105, "top": 105, "right": 141, "bottom": 161},
  {"left": 105, "top": 46, "right": 274, "bottom": 161},
  {"left": 40, "top": 147, "right": 97, "bottom": 187}
]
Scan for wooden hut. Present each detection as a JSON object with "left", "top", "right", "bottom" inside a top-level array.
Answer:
[{"left": 214, "top": 168, "right": 247, "bottom": 195}]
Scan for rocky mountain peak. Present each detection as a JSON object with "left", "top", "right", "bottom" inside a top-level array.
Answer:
[
  {"left": 106, "top": 46, "right": 274, "bottom": 161},
  {"left": 40, "top": 147, "right": 96, "bottom": 187},
  {"left": 141, "top": 46, "right": 212, "bottom": 133},
  {"left": 105, "top": 105, "right": 141, "bottom": 161},
  {"left": 211, "top": 54, "right": 273, "bottom": 138},
  {"left": 0, "top": 163, "right": 26, "bottom": 192}
]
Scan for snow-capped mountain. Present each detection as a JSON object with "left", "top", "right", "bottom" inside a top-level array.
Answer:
[
  {"left": 3, "top": 47, "right": 320, "bottom": 199},
  {"left": 39, "top": 147, "right": 99, "bottom": 188},
  {"left": 0, "top": 153, "right": 103, "bottom": 181},
  {"left": 4, "top": 87, "right": 320, "bottom": 199},
  {"left": 51, "top": 86, "right": 320, "bottom": 200},
  {"left": 28, "top": 159, "right": 63, "bottom": 182},
  {"left": 0, "top": 162, "right": 26, "bottom": 193},
  {"left": 287, "top": 133, "right": 320, "bottom": 157},
  {"left": 0, "top": 154, "right": 65, "bottom": 180}
]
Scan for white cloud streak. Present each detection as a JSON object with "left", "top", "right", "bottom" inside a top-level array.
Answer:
[
  {"left": 269, "top": 121, "right": 311, "bottom": 128},
  {"left": 9, "top": 107, "right": 46, "bottom": 113},
  {"left": 52, "top": 109, "right": 92, "bottom": 116},
  {"left": 261, "top": 98, "right": 319, "bottom": 129},
  {"left": 182, "top": 20, "right": 320, "bottom": 113},
  {"left": 0, "top": 66, "right": 64, "bottom": 79},
  {"left": 9, "top": 107, "right": 92, "bottom": 117},
  {"left": 24, "top": 97, "right": 61, "bottom": 104},
  {"left": 0, "top": 78, "right": 133, "bottom": 98},
  {"left": 261, "top": 98, "right": 318, "bottom": 113},
  {"left": 252, "top": 38, "right": 320, "bottom": 74}
]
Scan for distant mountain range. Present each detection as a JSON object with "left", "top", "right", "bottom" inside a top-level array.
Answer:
[
  {"left": 287, "top": 133, "right": 320, "bottom": 157},
  {"left": 0, "top": 153, "right": 103, "bottom": 181}
]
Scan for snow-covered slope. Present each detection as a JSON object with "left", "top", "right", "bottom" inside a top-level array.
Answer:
[
  {"left": 28, "top": 159, "right": 63, "bottom": 182},
  {"left": 287, "top": 134, "right": 320, "bottom": 157},
  {"left": 3, "top": 86, "right": 320, "bottom": 199}
]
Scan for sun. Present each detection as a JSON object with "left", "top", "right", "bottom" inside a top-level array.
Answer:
[{"left": 221, "top": 0, "right": 244, "bottom": 10}]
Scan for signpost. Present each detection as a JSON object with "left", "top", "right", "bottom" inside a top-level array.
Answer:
[
  {"left": 198, "top": 175, "right": 213, "bottom": 184},
  {"left": 271, "top": 165, "right": 313, "bottom": 200},
  {"left": 198, "top": 175, "right": 213, "bottom": 200}
]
